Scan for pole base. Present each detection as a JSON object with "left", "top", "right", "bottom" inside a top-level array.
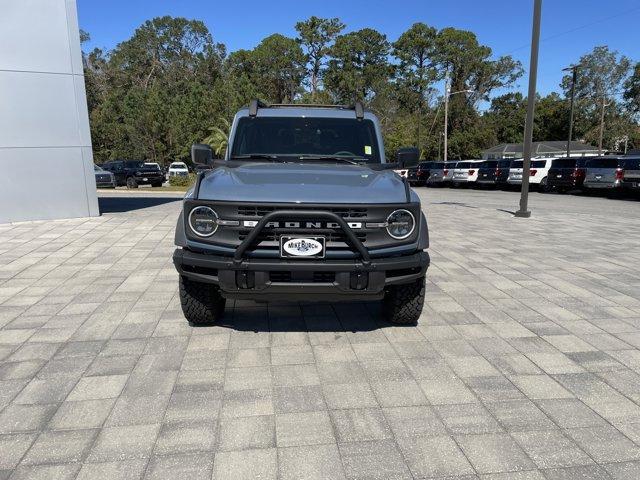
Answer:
[{"left": 514, "top": 210, "right": 531, "bottom": 218}]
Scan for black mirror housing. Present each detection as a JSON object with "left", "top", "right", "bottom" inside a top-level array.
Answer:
[
  {"left": 397, "top": 147, "right": 419, "bottom": 169},
  {"left": 191, "top": 143, "right": 213, "bottom": 166}
]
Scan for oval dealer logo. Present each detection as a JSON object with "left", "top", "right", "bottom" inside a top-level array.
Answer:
[{"left": 282, "top": 238, "right": 323, "bottom": 257}]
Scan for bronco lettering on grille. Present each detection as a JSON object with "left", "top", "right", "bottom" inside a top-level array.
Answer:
[{"left": 242, "top": 220, "right": 362, "bottom": 229}]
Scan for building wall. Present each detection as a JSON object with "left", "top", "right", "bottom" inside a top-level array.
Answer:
[{"left": 0, "top": 0, "right": 98, "bottom": 223}]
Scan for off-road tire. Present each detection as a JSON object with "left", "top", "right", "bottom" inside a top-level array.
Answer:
[
  {"left": 126, "top": 177, "right": 138, "bottom": 189},
  {"left": 179, "top": 276, "right": 226, "bottom": 325},
  {"left": 151, "top": 181, "right": 163, "bottom": 188},
  {"left": 383, "top": 276, "right": 425, "bottom": 325}
]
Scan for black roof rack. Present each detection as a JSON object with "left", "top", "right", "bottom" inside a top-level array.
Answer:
[{"left": 247, "top": 99, "right": 366, "bottom": 119}]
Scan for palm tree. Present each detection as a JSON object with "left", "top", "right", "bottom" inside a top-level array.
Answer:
[{"left": 204, "top": 118, "right": 231, "bottom": 157}]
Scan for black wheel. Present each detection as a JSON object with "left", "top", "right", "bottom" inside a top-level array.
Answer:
[
  {"left": 179, "top": 276, "right": 226, "bottom": 325},
  {"left": 539, "top": 176, "right": 551, "bottom": 193},
  {"left": 151, "top": 181, "right": 163, "bottom": 188},
  {"left": 126, "top": 177, "right": 138, "bottom": 189},
  {"left": 382, "top": 277, "right": 425, "bottom": 325}
]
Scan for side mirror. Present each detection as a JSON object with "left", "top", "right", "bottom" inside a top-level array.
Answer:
[
  {"left": 191, "top": 143, "right": 213, "bottom": 166},
  {"left": 397, "top": 147, "right": 419, "bottom": 168}
]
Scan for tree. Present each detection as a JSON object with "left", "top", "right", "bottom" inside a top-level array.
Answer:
[
  {"left": 324, "top": 28, "right": 391, "bottom": 103},
  {"left": 295, "top": 16, "right": 344, "bottom": 99},
  {"left": 484, "top": 93, "right": 526, "bottom": 144},
  {"left": 392, "top": 23, "right": 437, "bottom": 110},
  {"left": 624, "top": 62, "right": 640, "bottom": 116},
  {"left": 561, "top": 46, "right": 630, "bottom": 107},
  {"left": 204, "top": 118, "right": 231, "bottom": 157},
  {"left": 252, "top": 34, "right": 306, "bottom": 103}
]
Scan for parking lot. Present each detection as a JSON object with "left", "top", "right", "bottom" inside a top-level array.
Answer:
[{"left": 1, "top": 188, "right": 640, "bottom": 479}]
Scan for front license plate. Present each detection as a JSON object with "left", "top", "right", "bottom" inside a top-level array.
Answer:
[{"left": 280, "top": 236, "right": 325, "bottom": 259}]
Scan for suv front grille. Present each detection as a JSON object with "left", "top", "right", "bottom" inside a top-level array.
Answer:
[
  {"left": 269, "top": 271, "right": 336, "bottom": 283},
  {"left": 238, "top": 229, "right": 366, "bottom": 245},
  {"left": 237, "top": 205, "right": 368, "bottom": 218}
]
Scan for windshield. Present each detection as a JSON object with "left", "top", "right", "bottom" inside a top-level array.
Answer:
[
  {"left": 125, "top": 161, "right": 145, "bottom": 169},
  {"left": 94, "top": 164, "right": 103, "bottom": 172},
  {"left": 171, "top": 163, "right": 187, "bottom": 169},
  {"left": 230, "top": 116, "right": 381, "bottom": 163}
]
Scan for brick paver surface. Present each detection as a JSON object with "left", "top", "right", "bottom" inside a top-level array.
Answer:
[{"left": 1, "top": 189, "right": 640, "bottom": 479}]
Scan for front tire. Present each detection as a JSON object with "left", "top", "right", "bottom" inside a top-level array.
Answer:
[
  {"left": 151, "top": 181, "right": 163, "bottom": 188},
  {"left": 382, "top": 277, "right": 425, "bottom": 325},
  {"left": 126, "top": 177, "right": 138, "bottom": 189},
  {"left": 179, "top": 276, "right": 226, "bottom": 325}
]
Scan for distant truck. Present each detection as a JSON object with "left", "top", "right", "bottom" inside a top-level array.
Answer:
[
  {"left": 173, "top": 101, "right": 430, "bottom": 325},
  {"left": 102, "top": 160, "right": 164, "bottom": 188}
]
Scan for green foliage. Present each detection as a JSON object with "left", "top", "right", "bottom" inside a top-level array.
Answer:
[
  {"left": 169, "top": 173, "right": 196, "bottom": 187},
  {"left": 295, "top": 16, "right": 344, "bottom": 98},
  {"left": 84, "top": 17, "right": 639, "bottom": 163},
  {"left": 325, "top": 28, "right": 391, "bottom": 103}
]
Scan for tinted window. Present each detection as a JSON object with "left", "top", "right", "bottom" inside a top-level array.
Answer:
[
  {"left": 511, "top": 160, "right": 523, "bottom": 168},
  {"left": 481, "top": 161, "right": 498, "bottom": 169},
  {"left": 430, "top": 162, "right": 445, "bottom": 169},
  {"left": 586, "top": 157, "right": 620, "bottom": 168},
  {"left": 456, "top": 162, "right": 471, "bottom": 169},
  {"left": 623, "top": 158, "right": 640, "bottom": 169},
  {"left": 125, "top": 161, "right": 145, "bottom": 169},
  {"left": 552, "top": 158, "right": 576, "bottom": 169},
  {"left": 94, "top": 164, "right": 103, "bottom": 171},
  {"left": 418, "top": 162, "right": 432, "bottom": 168},
  {"left": 498, "top": 160, "right": 512, "bottom": 168},
  {"left": 531, "top": 160, "right": 546, "bottom": 168},
  {"left": 231, "top": 117, "right": 381, "bottom": 163}
]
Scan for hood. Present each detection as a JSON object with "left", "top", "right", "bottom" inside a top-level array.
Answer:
[{"left": 197, "top": 162, "right": 409, "bottom": 204}]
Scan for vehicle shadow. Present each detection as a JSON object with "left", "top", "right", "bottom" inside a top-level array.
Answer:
[
  {"left": 194, "top": 302, "right": 411, "bottom": 332},
  {"left": 98, "top": 196, "right": 182, "bottom": 213}
]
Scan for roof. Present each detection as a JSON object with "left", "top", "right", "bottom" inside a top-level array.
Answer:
[
  {"left": 235, "top": 105, "right": 378, "bottom": 121},
  {"left": 483, "top": 141, "right": 598, "bottom": 154}
]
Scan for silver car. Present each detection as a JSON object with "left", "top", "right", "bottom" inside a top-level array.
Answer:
[
  {"left": 426, "top": 162, "right": 455, "bottom": 185},
  {"left": 583, "top": 156, "right": 625, "bottom": 190}
]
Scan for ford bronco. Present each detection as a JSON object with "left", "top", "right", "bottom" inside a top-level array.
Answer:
[{"left": 173, "top": 100, "right": 430, "bottom": 325}]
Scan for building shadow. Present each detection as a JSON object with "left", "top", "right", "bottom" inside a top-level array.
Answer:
[{"left": 98, "top": 196, "right": 182, "bottom": 213}]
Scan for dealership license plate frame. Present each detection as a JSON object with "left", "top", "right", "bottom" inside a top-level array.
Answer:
[{"left": 280, "top": 236, "right": 326, "bottom": 259}]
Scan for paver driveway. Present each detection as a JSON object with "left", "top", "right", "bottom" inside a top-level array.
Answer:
[{"left": 1, "top": 189, "right": 640, "bottom": 479}]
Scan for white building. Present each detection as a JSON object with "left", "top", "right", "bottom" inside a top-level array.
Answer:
[{"left": 0, "top": 0, "right": 98, "bottom": 223}]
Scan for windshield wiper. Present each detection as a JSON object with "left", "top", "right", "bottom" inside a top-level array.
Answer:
[
  {"left": 296, "top": 156, "right": 365, "bottom": 165},
  {"left": 231, "top": 154, "right": 280, "bottom": 161}
]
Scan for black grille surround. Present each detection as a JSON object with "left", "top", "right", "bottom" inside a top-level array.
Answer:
[{"left": 183, "top": 200, "right": 420, "bottom": 256}]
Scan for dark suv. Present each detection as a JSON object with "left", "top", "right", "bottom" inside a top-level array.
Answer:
[
  {"left": 407, "top": 162, "right": 432, "bottom": 186},
  {"left": 102, "top": 160, "right": 165, "bottom": 188},
  {"left": 621, "top": 156, "right": 640, "bottom": 193},
  {"left": 476, "top": 160, "right": 511, "bottom": 187},
  {"left": 547, "top": 157, "right": 589, "bottom": 192}
]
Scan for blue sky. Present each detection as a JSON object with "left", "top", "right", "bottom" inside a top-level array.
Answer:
[{"left": 78, "top": 0, "right": 640, "bottom": 97}]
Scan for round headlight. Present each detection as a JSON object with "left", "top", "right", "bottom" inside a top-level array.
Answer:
[
  {"left": 189, "top": 206, "right": 218, "bottom": 237},
  {"left": 386, "top": 209, "right": 415, "bottom": 240}
]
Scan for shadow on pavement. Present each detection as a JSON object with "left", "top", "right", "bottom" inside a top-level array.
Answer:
[
  {"left": 193, "top": 303, "right": 411, "bottom": 333},
  {"left": 98, "top": 196, "right": 182, "bottom": 213}
]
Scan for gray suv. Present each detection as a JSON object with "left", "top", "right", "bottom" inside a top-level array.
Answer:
[{"left": 173, "top": 101, "right": 430, "bottom": 325}]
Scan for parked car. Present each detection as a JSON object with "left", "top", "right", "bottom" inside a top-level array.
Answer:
[
  {"left": 426, "top": 162, "right": 450, "bottom": 185},
  {"left": 102, "top": 160, "right": 165, "bottom": 188},
  {"left": 583, "top": 156, "right": 626, "bottom": 191},
  {"left": 407, "top": 162, "right": 432, "bottom": 186},
  {"left": 168, "top": 162, "right": 190, "bottom": 177},
  {"left": 476, "top": 160, "right": 511, "bottom": 188},
  {"left": 507, "top": 158, "right": 554, "bottom": 191},
  {"left": 94, "top": 164, "right": 116, "bottom": 188},
  {"left": 451, "top": 160, "right": 483, "bottom": 187},
  {"left": 621, "top": 156, "right": 640, "bottom": 193},
  {"left": 546, "top": 157, "right": 589, "bottom": 192}
]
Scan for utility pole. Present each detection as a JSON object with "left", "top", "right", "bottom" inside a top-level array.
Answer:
[
  {"left": 563, "top": 65, "right": 578, "bottom": 158},
  {"left": 598, "top": 96, "right": 608, "bottom": 155},
  {"left": 443, "top": 74, "right": 450, "bottom": 162},
  {"left": 515, "top": 0, "right": 542, "bottom": 218}
]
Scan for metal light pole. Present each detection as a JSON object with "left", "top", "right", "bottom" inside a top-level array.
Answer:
[
  {"left": 443, "top": 77, "right": 472, "bottom": 163},
  {"left": 443, "top": 76, "right": 449, "bottom": 162},
  {"left": 563, "top": 65, "right": 578, "bottom": 158},
  {"left": 597, "top": 96, "right": 609, "bottom": 155},
  {"left": 515, "top": 0, "right": 542, "bottom": 218}
]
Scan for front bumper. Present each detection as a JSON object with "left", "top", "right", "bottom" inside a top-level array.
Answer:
[{"left": 173, "top": 248, "right": 430, "bottom": 301}]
